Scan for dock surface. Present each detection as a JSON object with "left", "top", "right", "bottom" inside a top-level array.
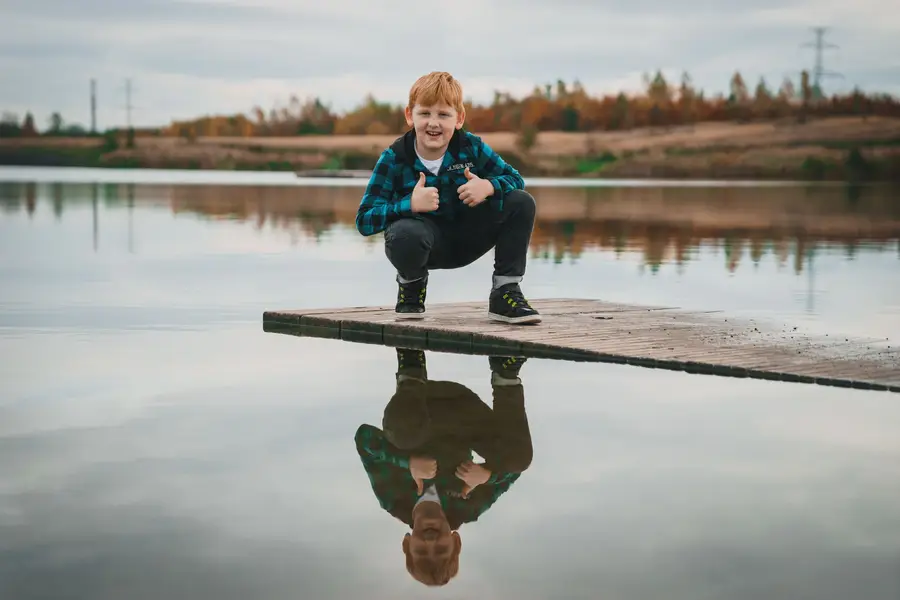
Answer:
[{"left": 263, "top": 299, "right": 900, "bottom": 392}]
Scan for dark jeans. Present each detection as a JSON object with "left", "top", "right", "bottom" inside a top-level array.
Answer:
[
  {"left": 383, "top": 190, "right": 536, "bottom": 287},
  {"left": 382, "top": 379, "right": 533, "bottom": 476}
]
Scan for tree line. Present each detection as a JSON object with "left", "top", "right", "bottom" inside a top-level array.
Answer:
[{"left": 2, "top": 69, "right": 898, "bottom": 140}]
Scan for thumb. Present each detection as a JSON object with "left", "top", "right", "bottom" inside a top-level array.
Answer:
[
  {"left": 464, "top": 167, "right": 474, "bottom": 180},
  {"left": 461, "top": 485, "right": 471, "bottom": 498},
  {"left": 416, "top": 172, "right": 426, "bottom": 187},
  {"left": 415, "top": 477, "right": 424, "bottom": 495}
]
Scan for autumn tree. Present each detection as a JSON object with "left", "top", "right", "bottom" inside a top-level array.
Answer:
[
  {"left": 149, "top": 68, "right": 898, "bottom": 138},
  {"left": 0, "top": 112, "right": 21, "bottom": 137},
  {"left": 21, "top": 112, "right": 37, "bottom": 136},
  {"left": 753, "top": 77, "right": 773, "bottom": 118},
  {"left": 678, "top": 71, "right": 698, "bottom": 124}
]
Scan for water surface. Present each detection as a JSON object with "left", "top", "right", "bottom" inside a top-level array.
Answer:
[{"left": 1, "top": 168, "right": 899, "bottom": 599}]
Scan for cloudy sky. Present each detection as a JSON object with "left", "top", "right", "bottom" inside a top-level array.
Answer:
[{"left": 1, "top": 0, "right": 898, "bottom": 130}]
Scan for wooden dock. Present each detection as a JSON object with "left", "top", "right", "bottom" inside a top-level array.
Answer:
[{"left": 263, "top": 299, "right": 900, "bottom": 393}]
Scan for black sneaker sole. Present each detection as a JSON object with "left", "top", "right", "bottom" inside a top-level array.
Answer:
[{"left": 488, "top": 311, "right": 542, "bottom": 324}]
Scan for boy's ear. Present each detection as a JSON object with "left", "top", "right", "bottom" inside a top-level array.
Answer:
[
  {"left": 456, "top": 109, "right": 466, "bottom": 129},
  {"left": 404, "top": 106, "right": 414, "bottom": 127},
  {"left": 402, "top": 533, "right": 411, "bottom": 554}
]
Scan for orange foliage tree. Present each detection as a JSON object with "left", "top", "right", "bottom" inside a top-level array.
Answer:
[{"left": 154, "top": 70, "right": 899, "bottom": 138}]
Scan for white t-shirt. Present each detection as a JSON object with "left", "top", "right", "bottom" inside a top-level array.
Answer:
[
  {"left": 416, "top": 148, "right": 444, "bottom": 175},
  {"left": 415, "top": 484, "right": 441, "bottom": 508}
]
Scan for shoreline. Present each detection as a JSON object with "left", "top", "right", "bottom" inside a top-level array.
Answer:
[
  {"left": 0, "top": 164, "right": 854, "bottom": 188},
  {"left": 1, "top": 116, "right": 898, "bottom": 182}
]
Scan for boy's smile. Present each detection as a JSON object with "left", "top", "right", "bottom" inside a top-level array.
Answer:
[{"left": 405, "top": 102, "right": 465, "bottom": 161}]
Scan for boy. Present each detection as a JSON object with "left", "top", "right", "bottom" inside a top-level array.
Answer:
[
  {"left": 355, "top": 71, "right": 541, "bottom": 324},
  {"left": 354, "top": 348, "right": 533, "bottom": 586}
]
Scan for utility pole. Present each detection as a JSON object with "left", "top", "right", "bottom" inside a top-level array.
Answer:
[
  {"left": 90, "top": 79, "right": 97, "bottom": 134},
  {"left": 125, "top": 78, "right": 133, "bottom": 129},
  {"left": 801, "top": 27, "right": 842, "bottom": 97}
]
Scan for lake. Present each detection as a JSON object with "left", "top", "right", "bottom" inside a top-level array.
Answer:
[{"left": 2, "top": 166, "right": 899, "bottom": 599}]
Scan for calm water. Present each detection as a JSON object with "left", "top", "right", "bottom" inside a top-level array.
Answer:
[{"left": 2, "top": 167, "right": 899, "bottom": 599}]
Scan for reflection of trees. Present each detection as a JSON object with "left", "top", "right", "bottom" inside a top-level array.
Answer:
[{"left": 4, "top": 180, "right": 899, "bottom": 274}]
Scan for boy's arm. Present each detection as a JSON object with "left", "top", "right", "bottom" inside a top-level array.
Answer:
[
  {"left": 355, "top": 423, "right": 412, "bottom": 470},
  {"left": 355, "top": 149, "right": 415, "bottom": 237},
  {"left": 474, "top": 137, "right": 526, "bottom": 199},
  {"left": 354, "top": 424, "right": 418, "bottom": 518}
]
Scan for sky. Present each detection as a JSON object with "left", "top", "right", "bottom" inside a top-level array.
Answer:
[{"left": 1, "top": 0, "right": 898, "bottom": 131}]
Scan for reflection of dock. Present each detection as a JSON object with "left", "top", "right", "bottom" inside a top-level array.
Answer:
[{"left": 263, "top": 299, "right": 900, "bottom": 393}]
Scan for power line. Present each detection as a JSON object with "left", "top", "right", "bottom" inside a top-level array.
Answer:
[{"left": 800, "top": 27, "right": 843, "bottom": 95}]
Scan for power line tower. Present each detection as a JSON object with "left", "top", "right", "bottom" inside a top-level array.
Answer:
[
  {"left": 800, "top": 27, "right": 843, "bottom": 97},
  {"left": 116, "top": 78, "right": 137, "bottom": 147}
]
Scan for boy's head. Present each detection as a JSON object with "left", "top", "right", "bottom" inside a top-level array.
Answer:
[
  {"left": 402, "top": 500, "right": 462, "bottom": 586},
  {"left": 405, "top": 71, "right": 466, "bottom": 158}
]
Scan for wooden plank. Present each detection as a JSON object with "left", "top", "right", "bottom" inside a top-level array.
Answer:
[{"left": 261, "top": 299, "right": 900, "bottom": 393}]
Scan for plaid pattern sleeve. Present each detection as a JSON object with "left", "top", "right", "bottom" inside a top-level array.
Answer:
[
  {"left": 354, "top": 424, "right": 415, "bottom": 516},
  {"left": 472, "top": 134, "right": 525, "bottom": 201},
  {"left": 486, "top": 471, "right": 520, "bottom": 485},
  {"left": 355, "top": 424, "right": 411, "bottom": 470},
  {"left": 355, "top": 148, "right": 414, "bottom": 236}
]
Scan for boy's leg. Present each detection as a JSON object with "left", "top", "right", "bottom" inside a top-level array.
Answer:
[
  {"left": 488, "top": 189, "right": 536, "bottom": 292},
  {"left": 383, "top": 218, "right": 445, "bottom": 318},
  {"left": 446, "top": 190, "right": 541, "bottom": 324},
  {"left": 382, "top": 348, "right": 431, "bottom": 449},
  {"left": 468, "top": 357, "right": 533, "bottom": 474}
]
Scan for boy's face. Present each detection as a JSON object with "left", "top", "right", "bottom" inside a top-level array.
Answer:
[
  {"left": 405, "top": 102, "right": 465, "bottom": 158},
  {"left": 402, "top": 501, "right": 461, "bottom": 584}
]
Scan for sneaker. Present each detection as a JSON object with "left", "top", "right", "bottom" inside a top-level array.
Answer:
[
  {"left": 396, "top": 276, "right": 427, "bottom": 319},
  {"left": 396, "top": 347, "right": 427, "bottom": 381},
  {"left": 489, "top": 355, "right": 527, "bottom": 379},
  {"left": 488, "top": 283, "right": 541, "bottom": 324}
]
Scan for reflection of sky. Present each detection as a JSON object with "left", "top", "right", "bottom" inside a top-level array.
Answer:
[
  {"left": 2, "top": 334, "right": 900, "bottom": 600},
  {"left": 2, "top": 183, "right": 900, "bottom": 599}
]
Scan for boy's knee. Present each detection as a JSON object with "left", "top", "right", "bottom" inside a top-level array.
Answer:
[
  {"left": 506, "top": 190, "right": 536, "bottom": 218},
  {"left": 386, "top": 218, "right": 429, "bottom": 242},
  {"left": 506, "top": 445, "right": 533, "bottom": 474},
  {"left": 385, "top": 219, "right": 432, "bottom": 253}
]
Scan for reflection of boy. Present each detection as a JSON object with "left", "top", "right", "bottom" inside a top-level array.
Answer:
[{"left": 354, "top": 349, "right": 533, "bottom": 586}]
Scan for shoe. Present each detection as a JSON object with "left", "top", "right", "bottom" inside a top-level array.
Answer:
[
  {"left": 488, "top": 283, "right": 541, "bottom": 324},
  {"left": 396, "top": 276, "right": 427, "bottom": 319},
  {"left": 396, "top": 347, "right": 427, "bottom": 380},
  {"left": 489, "top": 355, "right": 527, "bottom": 380}
]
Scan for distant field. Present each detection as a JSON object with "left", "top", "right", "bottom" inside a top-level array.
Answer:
[
  {"left": 2, "top": 116, "right": 898, "bottom": 180},
  {"left": 189, "top": 116, "right": 900, "bottom": 155},
  {"left": 3, "top": 116, "right": 897, "bottom": 156}
]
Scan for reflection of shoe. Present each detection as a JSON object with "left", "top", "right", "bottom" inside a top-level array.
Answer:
[
  {"left": 488, "top": 283, "right": 541, "bottom": 324},
  {"left": 489, "top": 356, "right": 527, "bottom": 380},
  {"left": 397, "top": 347, "right": 427, "bottom": 381},
  {"left": 396, "top": 276, "right": 427, "bottom": 319}
]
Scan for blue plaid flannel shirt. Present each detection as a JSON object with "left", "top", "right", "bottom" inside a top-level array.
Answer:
[
  {"left": 355, "top": 129, "right": 526, "bottom": 236},
  {"left": 354, "top": 424, "right": 521, "bottom": 529}
]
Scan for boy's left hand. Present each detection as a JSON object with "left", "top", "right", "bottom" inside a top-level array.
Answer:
[
  {"left": 457, "top": 168, "right": 493, "bottom": 207},
  {"left": 455, "top": 460, "right": 491, "bottom": 498}
]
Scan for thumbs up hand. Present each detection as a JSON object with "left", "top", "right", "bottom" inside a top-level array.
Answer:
[
  {"left": 411, "top": 172, "right": 439, "bottom": 213},
  {"left": 455, "top": 460, "right": 491, "bottom": 498},
  {"left": 409, "top": 456, "right": 437, "bottom": 494},
  {"left": 457, "top": 167, "right": 493, "bottom": 207}
]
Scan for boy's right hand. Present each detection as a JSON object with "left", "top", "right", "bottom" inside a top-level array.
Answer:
[
  {"left": 410, "top": 455, "right": 437, "bottom": 494},
  {"left": 411, "top": 172, "right": 439, "bottom": 213}
]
